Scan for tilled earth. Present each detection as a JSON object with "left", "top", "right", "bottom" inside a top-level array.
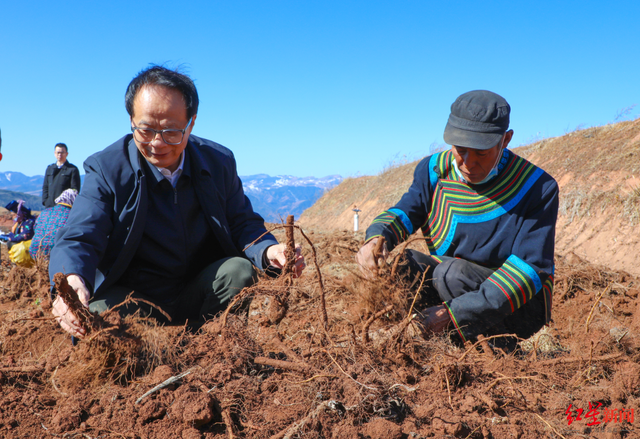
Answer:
[{"left": 0, "top": 228, "right": 638, "bottom": 438}]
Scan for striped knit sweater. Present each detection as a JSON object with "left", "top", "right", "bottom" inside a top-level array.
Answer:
[
  {"left": 365, "top": 149, "right": 559, "bottom": 340},
  {"left": 29, "top": 203, "right": 72, "bottom": 259}
]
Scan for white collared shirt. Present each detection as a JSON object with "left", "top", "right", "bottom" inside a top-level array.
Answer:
[{"left": 155, "top": 152, "right": 185, "bottom": 187}]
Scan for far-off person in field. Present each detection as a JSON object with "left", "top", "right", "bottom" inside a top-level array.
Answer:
[
  {"left": 356, "top": 90, "right": 559, "bottom": 350},
  {"left": 42, "top": 143, "right": 81, "bottom": 208},
  {"left": 30, "top": 188, "right": 78, "bottom": 260}
]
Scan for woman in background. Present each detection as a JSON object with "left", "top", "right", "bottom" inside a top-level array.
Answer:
[
  {"left": 2, "top": 200, "right": 36, "bottom": 249},
  {"left": 30, "top": 189, "right": 77, "bottom": 260}
]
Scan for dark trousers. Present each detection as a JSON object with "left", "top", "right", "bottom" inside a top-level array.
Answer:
[
  {"left": 90, "top": 257, "right": 257, "bottom": 325},
  {"left": 401, "top": 249, "right": 546, "bottom": 347}
]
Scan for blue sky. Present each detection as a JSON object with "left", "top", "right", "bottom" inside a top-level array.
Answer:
[{"left": 1, "top": 1, "right": 638, "bottom": 179}]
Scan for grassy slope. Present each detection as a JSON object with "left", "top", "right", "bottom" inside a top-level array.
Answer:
[
  {"left": 519, "top": 118, "right": 640, "bottom": 223},
  {"left": 298, "top": 162, "right": 416, "bottom": 232}
]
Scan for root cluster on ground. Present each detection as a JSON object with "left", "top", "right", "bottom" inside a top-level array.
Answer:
[{"left": 0, "top": 228, "right": 638, "bottom": 438}]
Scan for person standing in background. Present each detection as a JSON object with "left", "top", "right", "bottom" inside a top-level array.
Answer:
[{"left": 42, "top": 143, "right": 81, "bottom": 208}]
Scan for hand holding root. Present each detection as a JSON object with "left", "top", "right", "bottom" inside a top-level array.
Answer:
[
  {"left": 355, "top": 237, "right": 388, "bottom": 279},
  {"left": 51, "top": 273, "right": 93, "bottom": 338},
  {"left": 267, "top": 244, "right": 306, "bottom": 277},
  {"left": 417, "top": 304, "right": 451, "bottom": 334}
]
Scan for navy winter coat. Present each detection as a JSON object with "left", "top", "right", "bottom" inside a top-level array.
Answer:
[{"left": 49, "top": 134, "right": 277, "bottom": 297}]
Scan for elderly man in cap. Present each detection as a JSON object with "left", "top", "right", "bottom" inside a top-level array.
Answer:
[
  {"left": 50, "top": 66, "right": 304, "bottom": 338},
  {"left": 356, "top": 90, "right": 558, "bottom": 347}
]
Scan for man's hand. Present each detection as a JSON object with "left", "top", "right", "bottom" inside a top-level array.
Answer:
[
  {"left": 266, "top": 244, "right": 305, "bottom": 277},
  {"left": 418, "top": 304, "right": 451, "bottom": 333},
  {"left": 51, "top": 274, "right": 91, "bottom": 338},
  {"left": 355, "top": 238, "right": 388, "bottom": 279}
]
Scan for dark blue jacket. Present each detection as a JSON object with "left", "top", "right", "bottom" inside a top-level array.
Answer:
[{"left": 49, "top": 134, "right": 277, "bottom": 297}]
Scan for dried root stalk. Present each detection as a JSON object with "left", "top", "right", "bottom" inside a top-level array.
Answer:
[
  {"left": 373, "top": 237, "right": 386, "bottom": 276},
  {"left": 296, "top": 227, "right": 328, "bottom": 329},
  {"left": 362, "top": 304, "right": 394, "bottom": 343},
  {"left": 222, "top": 407, "right": 236, "bottom": 439},
  {"left": 254, "top": 357, "right": 311, "bottom": 374},
  {"left": 283, "top": 215, "right": 296, "bottom": 279},
  {"left": 53, "top": 272, "right": 103, "bottom": 334}
]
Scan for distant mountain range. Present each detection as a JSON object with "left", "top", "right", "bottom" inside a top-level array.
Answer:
[
  {"left": 241, "top": 174, "right": 343, "bottom": 222},
  {"left": 0, "top": 171, "right": 342, "bottom": 221},
  {"left": 0, "top": 172, "right": 44, "bottom": 196}
]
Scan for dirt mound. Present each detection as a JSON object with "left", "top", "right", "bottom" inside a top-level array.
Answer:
[{"left": 0, "top": 227, "right": 638, "bottom": 438}]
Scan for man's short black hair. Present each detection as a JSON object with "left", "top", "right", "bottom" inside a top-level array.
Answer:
[
  {"left": 55, "top": 143, "right": 68, "bottom": 152},
  {"left": 125, "top": 65, "right": 199, "bottom": 120}
]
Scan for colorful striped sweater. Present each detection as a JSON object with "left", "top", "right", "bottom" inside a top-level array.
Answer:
[
  {"left": 365, "top": 149, "right": 559, "bottom": 340},
  {"left": 29, "top": 203, "right": 72, "bottom": 259}
]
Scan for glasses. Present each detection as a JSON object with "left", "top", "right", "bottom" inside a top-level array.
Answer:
[{"left": 131, "top": 117, "right": 192, "bottom": 145}]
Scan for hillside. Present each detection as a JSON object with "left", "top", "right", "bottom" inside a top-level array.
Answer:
[
  {"left": 298, "top": 163, "right": 416, "bottom": 234},
  {"left": 0, "top": 189, "right": 41, "bottom": 211},
  {"left": 300, "top": 117, "right": 640, "bottom": 276}
]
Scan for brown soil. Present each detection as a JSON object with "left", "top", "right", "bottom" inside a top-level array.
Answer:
[
  {"left": 0, "top": 209, "right": 14, "bottom": 233},
  {"left": 1, "top": 119, "right": 639, "bottom": 438},
  {"left": 0, "top": 225, "right": 638, "bottom": 438}
]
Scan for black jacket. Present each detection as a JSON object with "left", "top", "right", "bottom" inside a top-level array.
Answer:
[{"left": 42, "top": 161, "right": 81, "bottom": 208}]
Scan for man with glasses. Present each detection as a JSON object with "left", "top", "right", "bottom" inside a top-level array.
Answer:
[
  {"left": 42, "top": 143, "right": 81, "bottom": 208},
  {"left": 50, "top": 66, "right": 305, "bottom": 338},
  {"left": 356, "top": 90, "right": 558, "bottom": 350}
]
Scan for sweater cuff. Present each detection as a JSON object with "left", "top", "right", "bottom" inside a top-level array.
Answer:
[
  {"left": 444, "top": 301, "right": 467, "bottom": 342},
  {"left": 364, "top": 210, "right": 411, "bottom": 249}
]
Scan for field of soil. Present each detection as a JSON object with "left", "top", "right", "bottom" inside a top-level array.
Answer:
[
  {"left": 0, "top": 223, "right": 638, "bottom": 438},
  {"left": 1, "top": 118, "right": 639, "bottom": 438}
]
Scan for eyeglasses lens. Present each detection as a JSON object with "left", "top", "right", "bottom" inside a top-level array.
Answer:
[{"left": 134, "top": 129, "right": 183, "bottom": 145}]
